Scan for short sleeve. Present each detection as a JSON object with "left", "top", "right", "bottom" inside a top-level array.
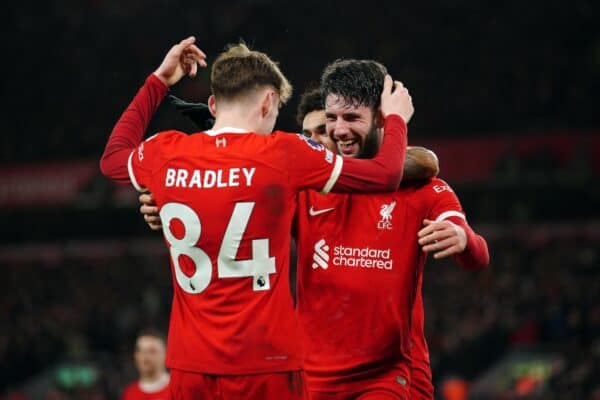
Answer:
[
  {"left": 278, "top": 133, "right": 343, "bottom": 194},
  {"left": 127, "top": 132, "right": 168, "bottom": 192},
  {"left": 425, "top": 179, "right": 466, "bottom": 222}
]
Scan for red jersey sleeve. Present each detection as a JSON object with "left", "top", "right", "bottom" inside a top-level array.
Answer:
[
  {"left": 126, "top": 130, "right": 180, "bottom": 192},
  {"left": 276, "top": 133, "right": 342, "bottom": 193},
  {"left": 425, "top": 179, "right": 465, "bottom": 222},
  {"left": 100, "top": 74, "right": 168, "bottom": 183},
  {"left": 425, "top": 178, "right": 489, "bottom": 270}
]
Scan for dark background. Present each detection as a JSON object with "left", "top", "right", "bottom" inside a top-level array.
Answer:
[{"left": 1, "top": 1, "right": 599, "bottom": 399}]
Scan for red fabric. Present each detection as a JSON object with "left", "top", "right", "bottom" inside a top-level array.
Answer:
[
  {"left": 409, "top": 279, "right": 434, "bottom": 400},
  {"left": 293, "top": 178, "right": 488, "bottom": 393},
  {"left": 126, "top": 130, "right": 324, "bottom": 374},
  {"left": 167, "top": 369, "right": 307, "bottom": 400},
  {"left": 307, "top": 365, "right": 410, "bottom": 399},
  {"left": 122, "top": 380, "right": 169, "bottom": 400}
]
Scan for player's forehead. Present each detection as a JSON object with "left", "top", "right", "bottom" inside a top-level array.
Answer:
[
  {"left": 302, "top": 110, "right": 326, "bottom": 130},
  {"left": 324, "top": 93, "right": 373, "bottom": 118},
  {"left": 136, "top": 335, "right": 164, "bottom": 349}
]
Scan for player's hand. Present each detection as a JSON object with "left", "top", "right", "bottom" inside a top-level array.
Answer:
[
  {"left": 153, "top": 36, "right": 207, "bottom": 87},
  {"left": 380, "top": 75, "right": 414, "bottom": 123},
  {"left": 418, "top": 219, "right": 466, "bottom": 259},
  {"left": 139, "top": 193, "right": 163, "bottom": 231}
]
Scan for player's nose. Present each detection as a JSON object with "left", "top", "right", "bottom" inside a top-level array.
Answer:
[{"left": 332, "top": 120, "right": 350, "bottom": 140}]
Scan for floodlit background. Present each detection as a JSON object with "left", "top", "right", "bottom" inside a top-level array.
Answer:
[{"left": 1, "top": 1, "right": 599, "bottom": 398}]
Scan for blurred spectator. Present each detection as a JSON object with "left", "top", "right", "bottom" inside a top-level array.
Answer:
[{"left": 121, "top": 330, "right": 169, "bottom": 400}]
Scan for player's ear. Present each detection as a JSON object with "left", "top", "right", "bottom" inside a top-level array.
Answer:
[
  {"left": 208, "top": 95, "right": 217, "bottom": 117},
  {"left": 260, "top": 90, "right": 275, "bottom": 118}
]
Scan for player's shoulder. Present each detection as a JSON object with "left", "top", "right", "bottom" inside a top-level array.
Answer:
[
  {"left": 399, "top": 177, "right": 455, "bottom": 197},
  {"left": 426, "top": 177, "right": 455, "bottom": 195},
  {"left": 398, "top": 177, "right": 452, "bottom": 193},
  {"left": 272, "top": 131, "right": 327, "bottom": 151},
  {"left": 142, "top": 130, "right": 187, "bottom": 146}
]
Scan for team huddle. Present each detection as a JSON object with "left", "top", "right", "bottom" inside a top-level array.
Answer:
[{"left": 101, "top": 37, "right": 489, "bottom": 400}]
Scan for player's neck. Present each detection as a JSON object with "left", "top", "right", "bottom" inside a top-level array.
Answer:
[
  {"left": 139, "top": 369, "right": 167, "bottom": 384},
  {"left": 212, "top": 109, "right": 266, "bottom": 134}
]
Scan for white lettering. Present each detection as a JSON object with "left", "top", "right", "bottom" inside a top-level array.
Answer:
[
  {"left": 162, "top": 168, "right": 256, "bottom": 189},
  {"left": 204, "top": 170, "right": 216, "bottom": 188},
  {"left": 217, "top": 170, "right": 227, "bottom": 188},
  {"left": 176, "top": 169, "right": 188, "bottom": 188},
  {"left": 229, "top": 168, "right": 240, "bottom": 187},
  {"left": 331, "top": 245, "right": 393, "bottom": 270},
  {"left": 243, "top": 168, "right": 256, "bottom": 186},
  {"left": 189, "top": 170, "right": 202, "bottom": 188},
  {"left": 165, "top": 168, "right": 176, "bottom": 187}
]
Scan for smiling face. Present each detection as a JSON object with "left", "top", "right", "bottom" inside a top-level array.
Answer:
[
  {"left": 320, "top": 58, "right": 387, "bottom": 159},
  {"left": 301, "top": 109, "right": 337, "bottom": 153},
  {"left": 325, "top": 93, "right": 381, "bottom": 158}
]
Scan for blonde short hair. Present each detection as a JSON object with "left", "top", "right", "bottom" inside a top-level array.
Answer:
[{"left": 211, "top": 43, "right": 292, "bottom": 104}]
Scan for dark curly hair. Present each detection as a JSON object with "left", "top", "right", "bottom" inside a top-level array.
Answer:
[
  {"left": 295, "top": 85, "right": 324, "bottom": 126},
  {"left": 320, "top": 59, "right": 387, "bottom": 112}
]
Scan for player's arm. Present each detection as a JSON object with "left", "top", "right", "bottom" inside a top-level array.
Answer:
[
  {"left": 417, "top": 181, "right": 489, "bottom": 270},
  {"left": 99, "top": 37, "right": 206, "bottom": 182},
  {"left": 300, "top": 75, "right": 412, "bottom": 193},
  {"left": 403, "top": 146, "right": 439, "bottom": 181},
  {"left": 418, "top": 217, "right": 489, "bottom": 270}
]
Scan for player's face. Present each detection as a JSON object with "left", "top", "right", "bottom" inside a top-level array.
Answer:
[
  {"left": 302, "top": 110, "right": 337, "bottom": 153},
  {"left": 134, "top": 336, "right": 166, "bottom": 376},
  {"left": 325, "top": 94, "right": 380, "bottom": 159}
]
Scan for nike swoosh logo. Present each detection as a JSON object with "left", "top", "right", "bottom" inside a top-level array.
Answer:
[{"left": 309, "top": 206, "right": 335, "bottom": 216}]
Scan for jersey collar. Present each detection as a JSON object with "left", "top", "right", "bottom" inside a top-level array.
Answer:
[{"left": 204, "top": 127, "right": 249, "bottom": 136}]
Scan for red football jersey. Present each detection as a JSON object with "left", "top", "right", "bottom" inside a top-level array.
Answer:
[
  {"left": 294, "top": 178, "right": 465, "bottom": 392},
  {"left": 409, "top": 276, "right": 434, "bottom": 399},
  {"left": 122, "top": 374, "right": 169, "bottom": 400},
  {"left": 128, "top": 127, "right": 343, "bottom": 374}
]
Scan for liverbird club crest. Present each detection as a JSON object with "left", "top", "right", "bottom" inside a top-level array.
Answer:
[{"left": 377, "top": 201, "right": 396, "bottom": 230}]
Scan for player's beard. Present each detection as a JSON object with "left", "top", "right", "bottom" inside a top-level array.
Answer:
[{"left": 355, "top": 123, "right": 380, "bottom": 159}]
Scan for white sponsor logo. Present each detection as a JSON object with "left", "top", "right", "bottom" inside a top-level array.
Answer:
[
  {"left": 333, "top": 245, "right": 393, "bottom": 270},
  {"left": 312, "top": 239, "right": 330, "bottom": 269},
  {"left": 309, "top": 206, "right": 335, "bottom": 216},
  {"left": 377, "top": 201, "right": 396, "bottom": 230},
  {"left": 311, "top": 240, "right": 393, "bottom": 271}
]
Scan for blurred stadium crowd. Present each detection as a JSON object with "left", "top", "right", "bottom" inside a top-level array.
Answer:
[
  {"left": 2, "top": 236, "right": 598, "bottom": 398},
  {"left": 2, "top": 0, "right": 599, "bottom": 398}
]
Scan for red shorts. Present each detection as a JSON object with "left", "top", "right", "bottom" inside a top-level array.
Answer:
[
  {"left": 168, "top": 368, "right": 307, "bottom": 400},
  {"left": 307, "top": 367, "right": 410, "bottom": 400}
]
